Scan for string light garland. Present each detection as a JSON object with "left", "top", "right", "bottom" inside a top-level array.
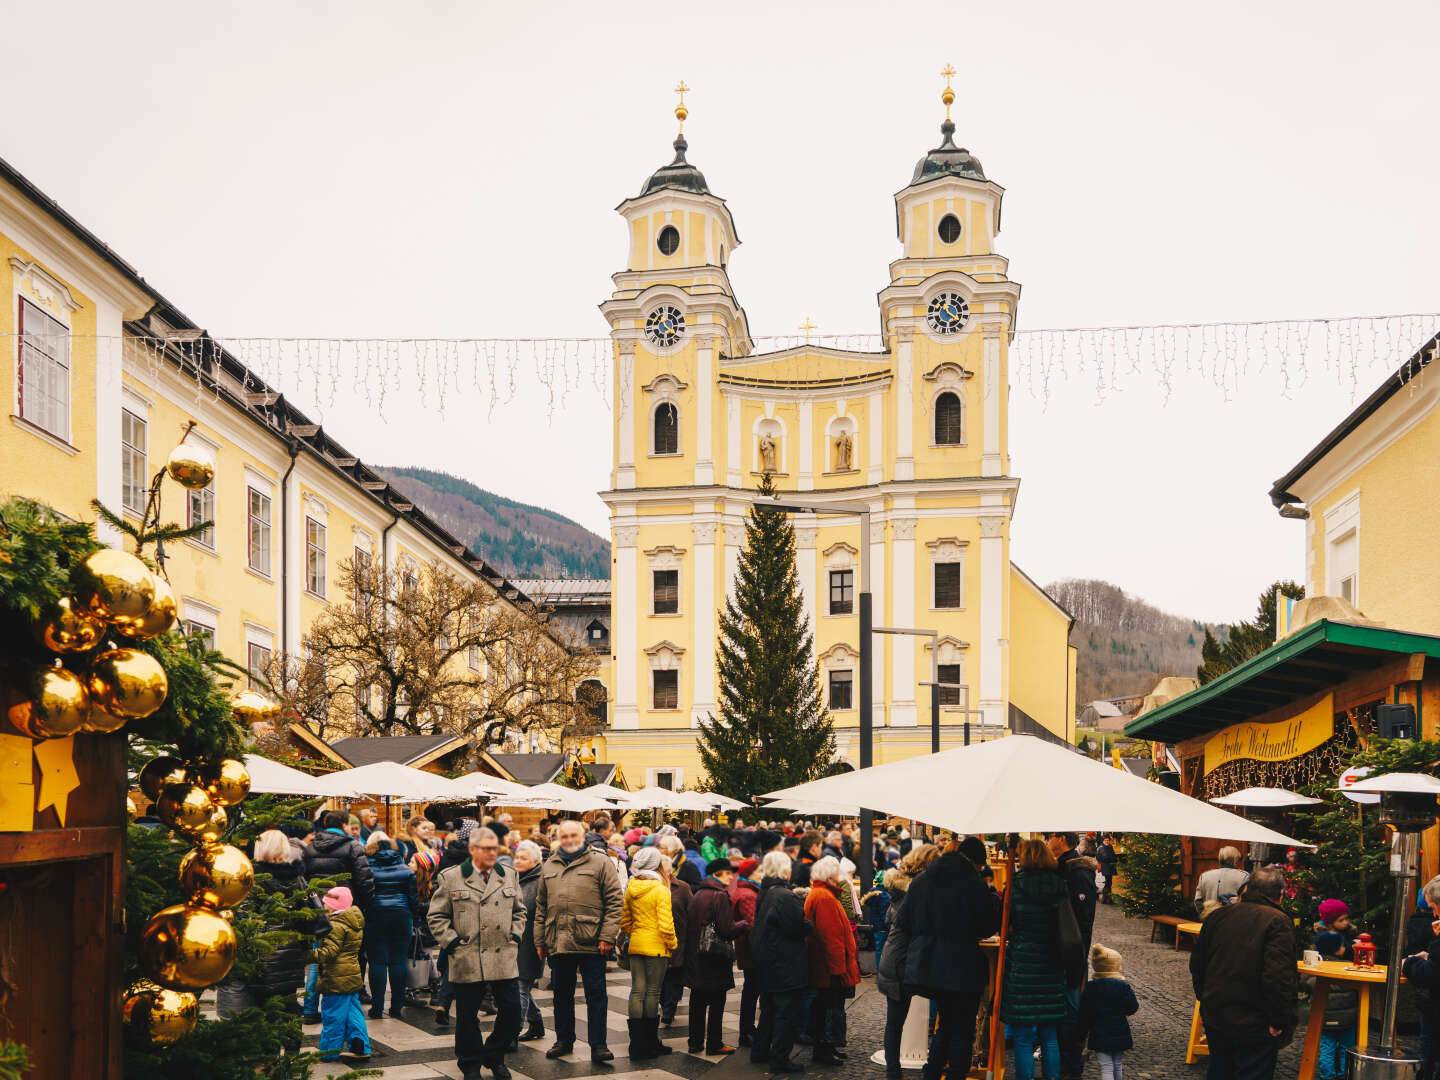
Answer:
[{"left": 10, "top": 311, "right": 1437, "bottom": 423}]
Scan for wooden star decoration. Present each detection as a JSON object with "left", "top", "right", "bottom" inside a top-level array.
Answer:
[{"left": 33, "top": 735, "right": 81, "bottom": 825}]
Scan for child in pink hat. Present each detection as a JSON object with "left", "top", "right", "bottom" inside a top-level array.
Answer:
[{"left": 311, "top": 886, "right": 373, "bottom": 1064}]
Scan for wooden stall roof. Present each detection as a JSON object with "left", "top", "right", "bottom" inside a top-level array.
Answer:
[{"left": 1125, "top": 620, "right": 1440, "bottom": 743}]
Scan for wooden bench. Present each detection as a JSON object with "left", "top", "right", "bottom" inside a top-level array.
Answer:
[{"left": 1149, "top": 914, "right": 1185, "bottom": 944}]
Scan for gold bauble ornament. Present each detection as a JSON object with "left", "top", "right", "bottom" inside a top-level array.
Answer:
[
  {"left": 138, "top": 903, "right": 237, "bottom": 990},
  {"left": 35, "top": 596, "right": 105, "bottom": 653},
  {"left": 81, "top": 704, "right": 131, "bottom": 734},
  {"left": 197, "top": 758, "right": 251, "bottom": 807},
  {"left": 230, "top": 689, "right": 280, "bottom": 725},
  {"left": 156, "top": 783, "right": 215, "bottom": 834},
  {"left": 179, "top": 843, "right": 253, "bottom": 908},
  {"left": 165, "top": 441, "right": 216, "bottom": 491},
  {"left": 88, "top": 648, "right": 167, "bottom": 719},
  {"left": 190, "top": 803, "right": 229, "bottom": 844},
  {"left": 73, "top": 548, "right": 155, "bottom": 628},
  {"left": 122, "top": 979, "right": 198, "bottom": 1046},
  {"left": 7, "top": 665, "right": 90, "bottom": 739},
  {"left": 114, "top": 576, "right": 176, "bottom": 640},
  {"left": 138, "top": 756, "right": 188, "bottom": 800},
  {"left": 127, "top": 795, "right": 138, "bottom": 823}
]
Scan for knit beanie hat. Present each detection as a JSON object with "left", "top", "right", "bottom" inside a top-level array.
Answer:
[
  {"left": 631, "top": 847, "right": 663, "bottom": 875},
  {"left": 323, "top": 886, "right": 353, "bottom": 911},
  {"left": 412, "top": 847, "right": 440, "bottom": 873},
  {"left": 456, "top": 818, "right": 479, "bottom": 843},
  {"left": 1090, "top": 943, "right": 1123, "bottom": 978},
  {"left": 737, "top": 856, "right": 760, "bottom": 879},
  {"left": 1319, "top": 898, "right": 1350, "bottom": 925}
]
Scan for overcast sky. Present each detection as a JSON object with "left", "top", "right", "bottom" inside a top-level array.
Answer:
[{"left": 6, "top": 1, "right": 1438, "bottom": 623}]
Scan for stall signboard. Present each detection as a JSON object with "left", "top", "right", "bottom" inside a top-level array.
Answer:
[{"left": 1203, "top": 694, "right": 1334, "bottom": 775}]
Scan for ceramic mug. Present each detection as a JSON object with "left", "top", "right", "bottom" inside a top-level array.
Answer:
[{"left": 1303, "top": 950, "right": 1322, "bottom": 967}]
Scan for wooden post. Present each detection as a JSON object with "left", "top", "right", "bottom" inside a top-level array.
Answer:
[{"left": 986, "top": 848, "right": 1016, "bottom": 1080}]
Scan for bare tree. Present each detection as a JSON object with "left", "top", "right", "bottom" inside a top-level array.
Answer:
[{"left": 299, "top": 557, "right": 602, "bottom": 749}]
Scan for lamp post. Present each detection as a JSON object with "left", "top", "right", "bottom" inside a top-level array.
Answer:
[{"left": 764, "top": 497, "right": 875, "bottom": 883}]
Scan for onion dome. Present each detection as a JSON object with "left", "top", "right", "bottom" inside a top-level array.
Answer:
[
  {"left": 640, "top": 133, "right": 711, "bottom": 196},
  {"left": 910, "top": 118, "right": 986, "bottom": 185}
]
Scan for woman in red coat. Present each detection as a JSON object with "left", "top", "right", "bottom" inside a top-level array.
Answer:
[
  {"left": 804, "top": 856, "right": 860, "bottom": 1065},
  {"left": 733, "top": 857, "right": 762, "bottom": 1048}
]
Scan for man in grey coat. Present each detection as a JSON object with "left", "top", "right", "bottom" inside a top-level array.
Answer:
[
  {"left": 430, "top": 827, "right": 528, "bottom": 1080},
  {"left": 534, "top": 819, "right": 624, "bottom": 1063}
]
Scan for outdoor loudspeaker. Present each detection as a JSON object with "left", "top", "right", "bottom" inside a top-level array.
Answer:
[{"left": 1376, "top": 703, "right": 1417, "bottom": 740}]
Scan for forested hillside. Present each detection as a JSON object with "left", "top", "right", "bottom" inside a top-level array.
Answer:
[
  {"left": 379, "top": 466, "right": 610, "bottom": 579},
  {"left": 1047, "top": 578, "right": 1216, "bottom": 704}
]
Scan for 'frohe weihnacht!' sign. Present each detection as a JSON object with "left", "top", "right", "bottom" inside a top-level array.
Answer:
[{"left": 1202, "top": 694, "right": 1334, "bottom": 775}]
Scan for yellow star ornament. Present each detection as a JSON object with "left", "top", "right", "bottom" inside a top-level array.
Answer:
[{"left": 33, "top": 735, "right": 82, "bottom": 825}]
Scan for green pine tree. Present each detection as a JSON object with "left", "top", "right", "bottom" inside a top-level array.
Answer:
[
  {"left": 1114, "top": 832, "right": 1189, "bottom": 918},
  {"left": 698, "top": 475, "right": 835, "bottom": 812}
]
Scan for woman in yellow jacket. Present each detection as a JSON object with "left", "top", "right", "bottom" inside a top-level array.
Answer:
[{"left": 622, "top": 846, "right": 678, "bottom": 1060}]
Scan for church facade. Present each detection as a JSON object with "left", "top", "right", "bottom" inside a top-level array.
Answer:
[{"left": 593, "top": 91, "right": 1076, "bottom": 791}]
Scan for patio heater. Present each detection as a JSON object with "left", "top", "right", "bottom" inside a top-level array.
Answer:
[{"left": 1341, "top": 772, "right": 1440, "bottom": 1080}]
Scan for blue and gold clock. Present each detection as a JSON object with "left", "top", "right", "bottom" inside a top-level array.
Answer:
[
  {"left": 645, "top": 305, "right": 686, "bottom": 348},
  {"left": 926, "top": 292, "right": 969, "bottom": 336}
]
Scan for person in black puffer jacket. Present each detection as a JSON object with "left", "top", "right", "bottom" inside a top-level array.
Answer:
[
  {"left": 246, "top": 829, "right": 331, "bottom": 1015},
  {"left": 1001, "top": 840, "right": 1073, "bottom": 1080},
  {"left": 1405, "top": 879, "right": 1440, "bottom": 1080},
  {"left": 900, "top": 843, "right": 1003, "bottom": 1080},
  {"left": 748, "top": 852, "right": 813, "bottom": 1073},
  {"left": 364, "top": 831, "right": 421, "bottom": 1020},
  {"left": 302, "top": 810, "right": 376, "bottom": 907}
]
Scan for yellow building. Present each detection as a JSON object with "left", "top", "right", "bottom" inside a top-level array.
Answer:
[
  {"left": 0, "top": 155, "right": 554, "bottom": 737},
  {"left": 1269, "top": 331, "right": 1440, "bottom": 633},
  {"left": 596, "top": 94, "right": 1077, "bottom": 789}
]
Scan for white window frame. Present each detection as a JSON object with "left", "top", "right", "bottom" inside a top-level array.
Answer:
[
  {"left": 643, "top": 373, "right": 686, "bottom": 458},
  {"left": 1325, "top": 491, "right": 1361, "bottom": 606},
  {"left": 306, "top": 516, "right": 327, "bottom": 598},
  {"left": 828, "top": 667, "right": 855, "bottom": 711},
  {"left": 927, "top": 537, "right": 968, "bottom": 612},
  {"left": 247, "top": 485, "right": 273, "bottom": 577},
  {"left": 181, "top": 598, "right": 220, "bottom": 651},
  {"left": 819, "top": 642, "right": 859, "bottom": 713},
  {"left": 645, "top": 545, "right": 685, "bottom": 617},
  {"left": 121, "top": 406, "right": 148, "bottom": 515},
  {"left": 182, "top": 431, "right": 218, "bottom": 551},
  {"left": 647, "top": 767, "right": 684, "bottom": 790},
  {"left": 15, "top": 294, "right": 73, "bottom": 443}
]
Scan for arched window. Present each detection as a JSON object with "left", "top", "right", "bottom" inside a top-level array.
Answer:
[
  {"left": 935, "top": 391, "right": 963, "bottom": 446},
  {"left": 654, "top": 402, "right": 679, "bottom": 455},
  {"left": 577, "top": 679, "right": 607, "bottom": 725}
]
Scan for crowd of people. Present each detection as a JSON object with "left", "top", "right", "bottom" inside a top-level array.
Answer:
[{"left": 219, "top": 805, "right": 1440, "bottom": 1080}]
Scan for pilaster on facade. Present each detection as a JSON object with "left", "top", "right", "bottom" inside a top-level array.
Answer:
[
  {"left": 690, "top": 518, "right": 718, "bottom": 728},
  {"left": 616, "top": 342, "right": 638, "bottom": 489},
  {"left": 894, "top": 326, "right": 915, "bottom": 481},
  {"left": 977, "top": 514, "right": 1005, "bottom": 729},
  {"left": 888, "top": 514, "right": 918, "bottom": 726},
  {"left": 613, "top": 522, "right": 640, "bottom": 729},
  {"left": 868, "top": 517, "right": 887, "bottom": 721},
  {"left": 794, "top": 521, "right": 819, "bottom": 650},
  {"left": 798, "top": 401, "right": 814, "bottom": 490},
  {"left": 722, "top": 522, "right": 745, "bottom": 604},
  {"left": 866, "top": 392, "right": 884, "bottom": 484},
  {"left": 981, "top": 326, "right": 1003, "bottom": 478},
  {"left": 694, "top": 335, "right": 717, "bottom": 486},
  {"left": 726, "top": 396, "right": 742, "bottom": 486}
]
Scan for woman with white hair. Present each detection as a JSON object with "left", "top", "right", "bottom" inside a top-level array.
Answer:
[
  {"left": 232, "top": 828, "right": 327, "bottom": 1017},
  {"left": 513, "top": 838, "right": 547, "bottom": 1042},
  {"left": 749, "top": 850, "right": 811, "bottom": 1072},
  {"left": 1194, "top": 846, "right": 1249, "bottom": 918},
  {"left": 804, "top": 856, "right": 860, "bottom": 1065},
  {"left": 622, "top": 846, "right": 678, "bottom": 1059}
]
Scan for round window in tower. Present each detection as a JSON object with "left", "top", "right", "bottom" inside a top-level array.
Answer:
[
  {"left": 937, "top": 213, "right": 963, "bottom": 245},
  {"left": 657, "top": 225, "right": 681, "bottom": 256}
]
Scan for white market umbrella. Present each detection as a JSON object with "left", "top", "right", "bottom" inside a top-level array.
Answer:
[
  {"left": 620, "top": 785, "right": 710, "bottom": 811},
  {"left": 1344, "top": 771, "right": 1440, "bottom": 795},
  {"left": 760, "top": 734, "right": 1309, "bottom": 847},
  {"left": 762, "top": 797, "right": 861, "bottom": 818},
  {"left": 698, "top": 792, "right": 751, "bottom": 812},
  {"left": 1209, "top": 787, "right": 1323, "bottom": 808},
  {"left": 578, "top": 783, "right": 634, "bottom": 804},
  {"left": 310, "top": 760, "right": 464, "bottom": 802},
  {"left": 242, "top": 754, "right": 337, "bottom": 796},
  {"left": 447, "top": 771, "right": 531, "bottom": 801},
  {"left": 507, "top": 782, "right": 621, "bottom": 812}
]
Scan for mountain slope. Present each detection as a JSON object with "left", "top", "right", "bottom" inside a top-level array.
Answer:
[
  {"left": 1046, "top": 578, "right": 1216, "bottom": 705},
  {"left": 378, "top": 466, "right": 609, "bottom": 580}
]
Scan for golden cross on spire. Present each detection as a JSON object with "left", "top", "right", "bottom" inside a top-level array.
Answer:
[
  {"left": 798, "top": 317, "right": 817, "bottom": 343},
  {"left": 674, "top": 80, "right": 691, "bottom": 132},
  {"left": 940, "top": 63, "right": 957, "bottom": 121}
]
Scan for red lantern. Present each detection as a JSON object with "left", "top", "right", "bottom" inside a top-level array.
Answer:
[{"left": 1352, "top": 932, "right": 1377, "bottom": 968}]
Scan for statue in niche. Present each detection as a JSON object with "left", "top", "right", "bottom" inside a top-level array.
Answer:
[
  {"left": 833, "top": 430, "right": 854, "bottom": 472},
  {"left": 758, "top": 433, "right": 777, "bottom": 474}
]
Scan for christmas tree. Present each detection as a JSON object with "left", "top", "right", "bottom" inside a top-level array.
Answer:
[
  {"left": 698, "top": 475, "right": 835, "bottom": 811},
  {"left": 1114, "top": 832, "right": 1188, "bottom": 918}
]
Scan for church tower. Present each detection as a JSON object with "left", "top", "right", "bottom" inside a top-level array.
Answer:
[{"left": 597, "top": 76, "right": 1075, "bottom": 789}]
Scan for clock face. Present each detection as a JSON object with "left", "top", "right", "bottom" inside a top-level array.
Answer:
[
  {"left": 645, "top": 305, "right": 686, "bottom": 348},
  {"left": 927, "top": 292, "right": 970, "bottom": 336}
]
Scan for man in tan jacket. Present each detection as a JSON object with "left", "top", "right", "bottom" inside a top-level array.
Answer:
[
  {"left": 534, "top": 819, "right": 624, "bottom": 1063},
  {"left": 430, "top": 827, "right": 528, "bottom": 1080}
]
